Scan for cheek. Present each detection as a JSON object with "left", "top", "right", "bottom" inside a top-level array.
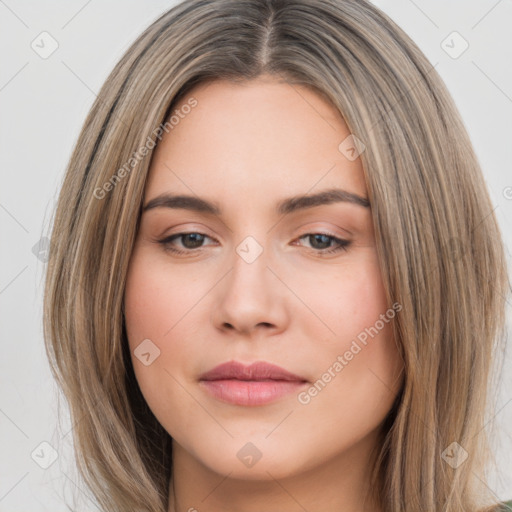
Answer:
[
  {"left": 295, "top": 252, "right": 402, "bottom": 403},
  {"left": 295, "top": 251, "right": 390, "bottom": 345},
  {"left": 124, "top": 248, "right": 207, "bottom": 346},
  {"left": 123, "top": 250, "right": 204, "bottom": 436},
  {"left": 123, "top": 248, "right": 193, "bottom": 382}
]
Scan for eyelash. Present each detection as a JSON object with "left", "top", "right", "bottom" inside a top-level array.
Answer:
[{"left": 157, "top": 232, "right": 351, "bottom": 256}]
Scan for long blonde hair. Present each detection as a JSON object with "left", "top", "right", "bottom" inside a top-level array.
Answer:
[{"left": 43, "top": 1, "right": 509, "bottom": 510}]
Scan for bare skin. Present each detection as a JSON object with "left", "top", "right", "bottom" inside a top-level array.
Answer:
[{"left": 123, "top": 75, "right": 404, "bottom": 512}]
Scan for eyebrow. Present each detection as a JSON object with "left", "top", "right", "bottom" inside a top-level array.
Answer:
[{"left": 142, "top": 187, "right": 370, "bottom": 216}]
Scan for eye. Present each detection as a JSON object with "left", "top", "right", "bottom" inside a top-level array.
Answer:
[
  {"left": 157, "top": 232, "right": 217, "bottom": 255},
  {"left": 156, "top": 231, "right": 351, "bottom": 256},
  {"left": 294, "top": 233, "right": 351, "bottom": 254}
]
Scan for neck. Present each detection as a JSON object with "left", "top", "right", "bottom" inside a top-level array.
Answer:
[{"left": 167, "top": 434, "right": 382, "bottom": 512}]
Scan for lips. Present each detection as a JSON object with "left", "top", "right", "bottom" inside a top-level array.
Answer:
[
  {"left": 199, "top": 361, "right": 308, "bottom": 406},
  {"left": 199, "top": 360, "right": 307, "bottom": 382}
]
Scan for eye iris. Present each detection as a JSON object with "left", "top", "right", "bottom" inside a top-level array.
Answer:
[
  {"left": 182, "top": 233, "right": 205, "bottom": 248},
  {"left": 309, "top": 234, "right": 331, "bottom": 249}
]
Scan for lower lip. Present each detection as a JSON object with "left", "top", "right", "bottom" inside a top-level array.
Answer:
[{"left": 199, "top": 379, "right": 307, "bottom": 406}]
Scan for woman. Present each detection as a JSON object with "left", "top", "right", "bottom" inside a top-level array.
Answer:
[{"left": 43, "top": 0, "right": 510, "bottom": 511}]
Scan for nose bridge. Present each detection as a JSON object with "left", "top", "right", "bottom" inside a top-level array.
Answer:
[
  {"left": 228, "top": 236, "right": 272, "bottom": 303},
  {"left": 211, "top": 234, "right": 287, "bottom": 333},
  {"left": 235, "top": 234, "right": 266, "bottom": 267}
]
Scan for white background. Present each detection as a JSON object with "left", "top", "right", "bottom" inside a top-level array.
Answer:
[{"left": 1, "top": 0, "right": 511, "bottom": 510}]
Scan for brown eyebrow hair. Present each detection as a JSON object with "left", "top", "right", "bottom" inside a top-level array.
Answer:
[{"left": 142, "top": 187, "right": 370, "bottom": 216}]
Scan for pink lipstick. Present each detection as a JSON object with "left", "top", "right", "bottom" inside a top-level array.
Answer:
[{"left": 199, "top": 360, "right": 308, "bottom": 406}]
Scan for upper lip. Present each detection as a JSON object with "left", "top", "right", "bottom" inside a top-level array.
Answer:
[{"left": 199, "top": 361, "right": 308, "bottom": 382}]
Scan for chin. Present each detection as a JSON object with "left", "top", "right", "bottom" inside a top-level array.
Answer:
[{"left": 187, "top": 435, "right": 315, "bottom": 482}]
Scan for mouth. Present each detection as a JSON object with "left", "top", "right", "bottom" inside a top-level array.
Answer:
[{"left": 198, "top": 360, "right": 309, "bottom": 406}]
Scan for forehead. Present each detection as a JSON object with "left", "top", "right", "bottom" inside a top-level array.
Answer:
[{"left": 145, "top": 77, "right": 367, "bottom": 206}]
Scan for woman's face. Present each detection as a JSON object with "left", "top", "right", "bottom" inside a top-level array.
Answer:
[{"left": 124, "top": 77, "right": 403, "bottom": 484}]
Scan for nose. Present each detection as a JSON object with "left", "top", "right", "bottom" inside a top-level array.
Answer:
[{"left": 211, "top": 245, "right": 289, "bottom": 337}]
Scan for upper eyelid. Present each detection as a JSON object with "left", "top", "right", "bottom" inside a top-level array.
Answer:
[
  {"left": 160, "top": 231, "right": 350, "bottom": 245},
  {"left": 164, "top": 231, "right": 217, "bottom": 241},
  {"left": 157, "top": 219, "right": 352, "bottom": 237}
]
